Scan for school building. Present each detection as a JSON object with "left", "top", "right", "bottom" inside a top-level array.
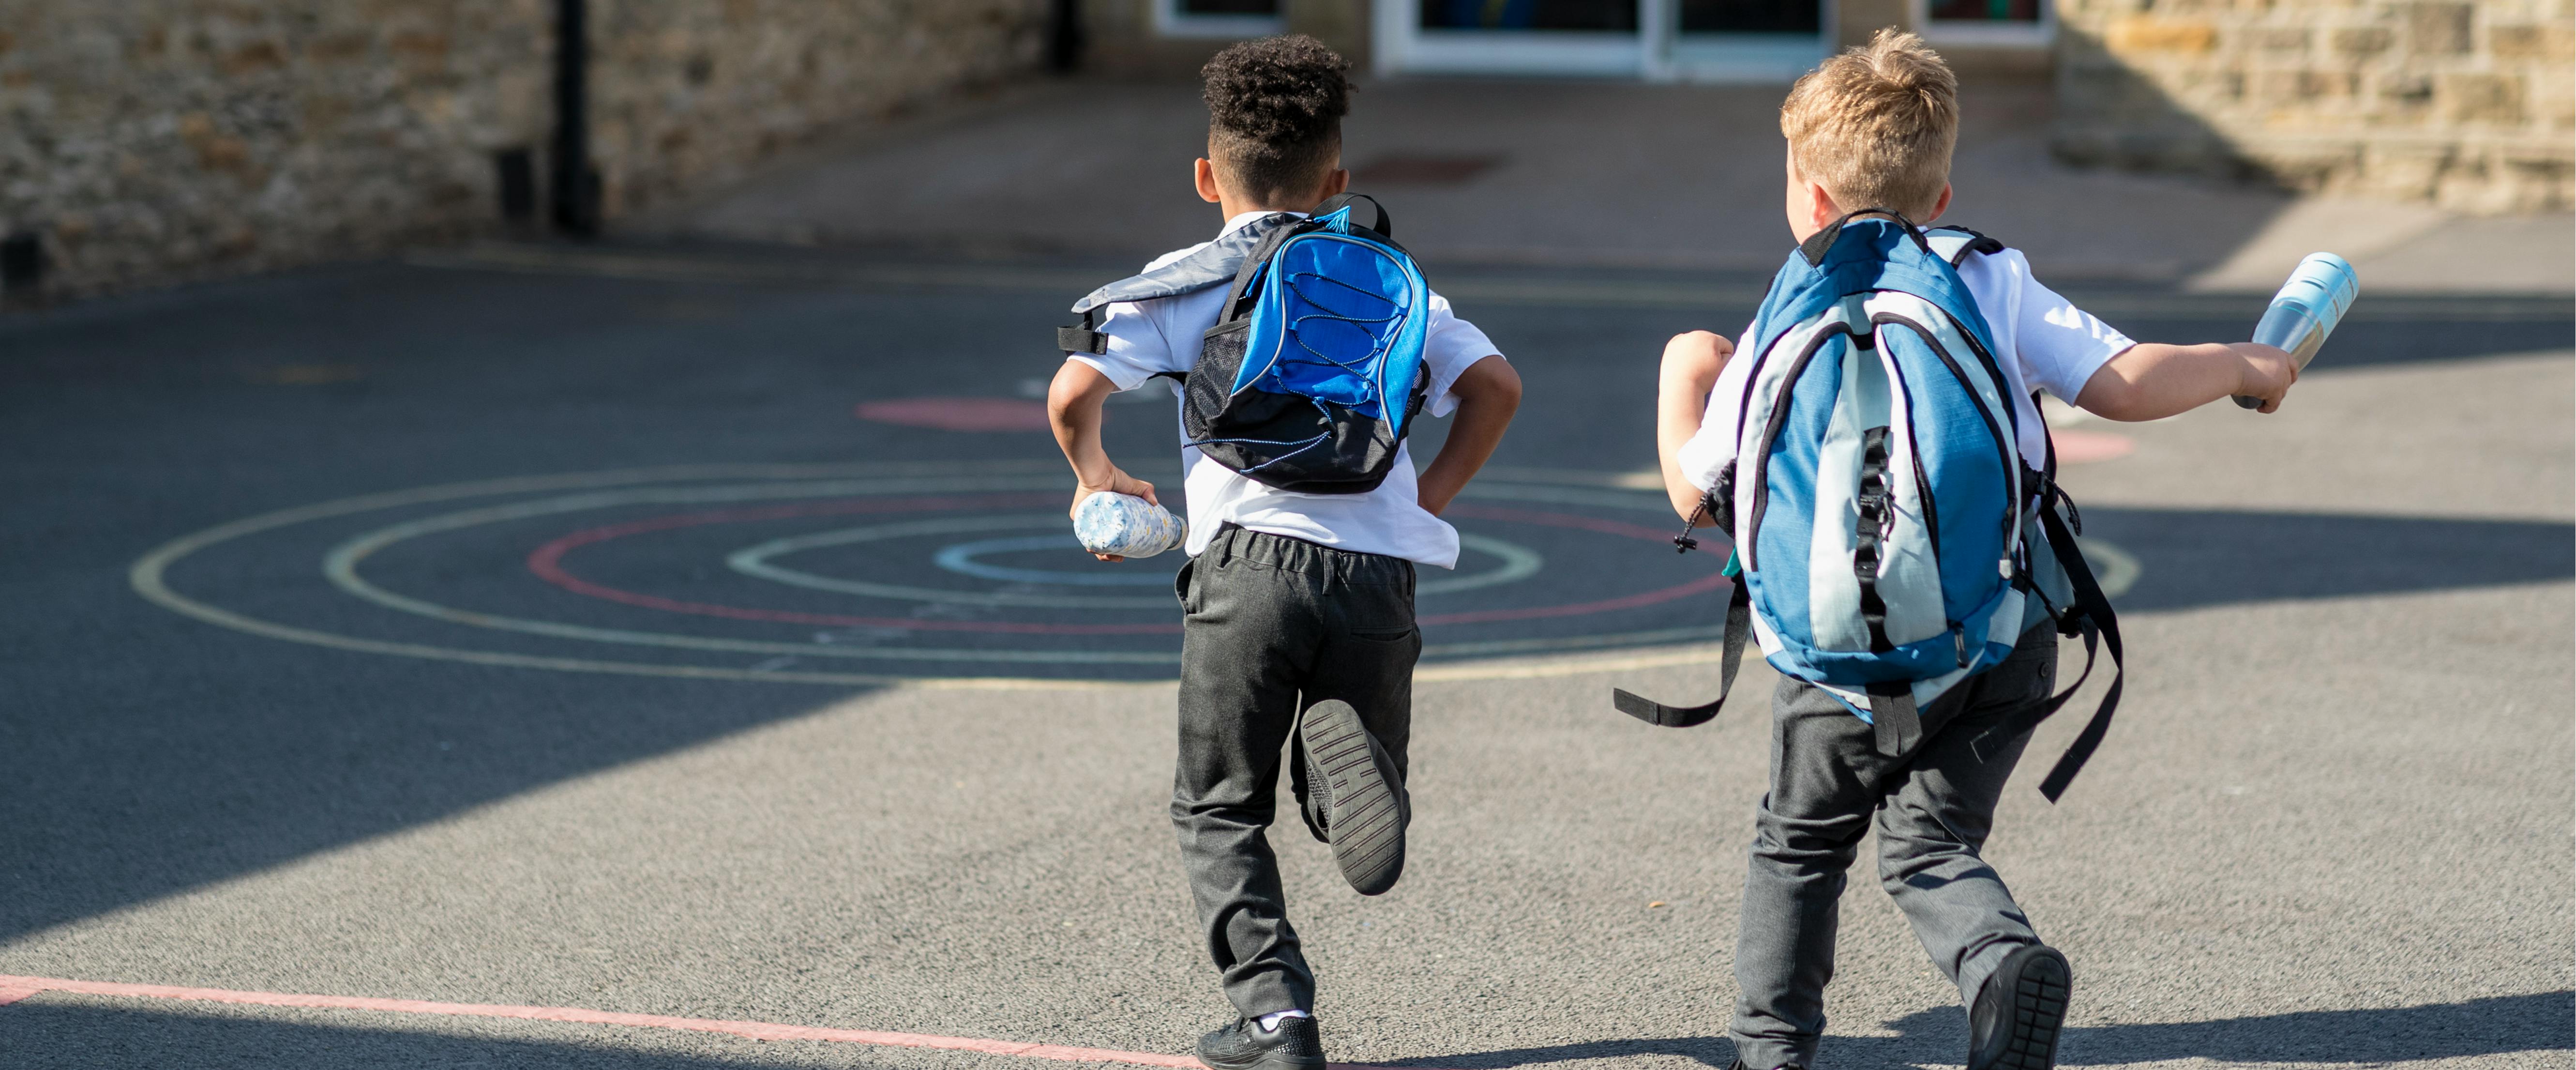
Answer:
[
  {"left": 0, "top": 0, "right": 2563, "bottom": 302},
  {"left": 1096, "top": 0, "right": 2052, "bottom": 82},
  {"left": 1092, "top": 0, "right": 2570, "bottom": 213}
]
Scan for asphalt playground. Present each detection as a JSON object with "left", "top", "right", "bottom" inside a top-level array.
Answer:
[{"left": 3, "top": 79, "right": 2573, "bottom": 1069}]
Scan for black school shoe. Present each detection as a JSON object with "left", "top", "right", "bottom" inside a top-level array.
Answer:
[
  {"left": 1298, "top": 699, "right": 1407, "bottom": 896},
  {"left": 1196, "top": 1015, "right": 1326, "bottom": 1070},
  {"left": 1968, "top": 943, "right": 2073, "bottom": 1070}
]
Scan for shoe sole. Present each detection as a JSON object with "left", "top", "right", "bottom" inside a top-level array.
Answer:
[
  {"left": 1302, "top": 699, "right": 1403, "bottom": 896},
  {"left": 1196, "top": 1051, "right": 1326, "bottom": 1070},
  {"left": 1978, "top": 946, "right": 2071, "bottom": 1070}
]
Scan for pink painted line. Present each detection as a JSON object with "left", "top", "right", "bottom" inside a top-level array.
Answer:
[
  {"left": 528, "top": 496, "right": 1723, "bottom": 633},
  {"left": 1416, "top": 504, "right": 1723, "bottom": 625},
  {"left": 857, "top": 397, "right": 1055, "bottom": 433},
  {"left": 2049, "top": 428, "right": 2135, "bottom": 464},
  {"left": 0, "top": 974, "right": 1200, "bottom": 1068},
  {"left": 526, "top": 494, "right": 1187, "bottom": 636}
]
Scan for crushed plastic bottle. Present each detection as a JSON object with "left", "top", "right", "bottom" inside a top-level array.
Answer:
[{"left": 1074, "top": 490, "right": 1187, "bottom": 559}]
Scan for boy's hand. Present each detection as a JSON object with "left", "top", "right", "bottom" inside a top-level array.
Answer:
[
  {"left": 1048, "top": 359, "right": 1158, "bottom": 562},
  {"left": 2232, "top": 342, "right": 2299, "bottom": 413},
  {"left": 1070, "top": 470, "right": 1158, "bottom": 562}
]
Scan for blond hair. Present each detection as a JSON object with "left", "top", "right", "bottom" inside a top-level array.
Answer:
[{"left": 1779, "top": 29, "right": 1958, "bottom": 219}]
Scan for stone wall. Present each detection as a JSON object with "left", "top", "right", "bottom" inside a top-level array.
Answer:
[
  {"left": 0, "top": 0, "right": 1049, "bottom": 301},
  {"left": 2053, "top": 0, "right": 2574, "bottom": 213}
]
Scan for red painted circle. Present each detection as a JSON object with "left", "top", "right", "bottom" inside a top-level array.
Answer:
[
  {"left": 2049, "top": 428, "right": 2135, "bottom": 464},
  {"left": 855, "top": 398, "right": 1052, "bottom": 432},
  {"left": 526, "top": 496, "right": 1727, "bottom": 635}
]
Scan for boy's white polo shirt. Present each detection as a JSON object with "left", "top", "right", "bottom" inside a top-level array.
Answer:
[
  {"left": 1675, "top": 245, "right": 2136, "bottom": 492},
  {"left": 1065, "top": 211, "right": 1505, "bottom": 569}
]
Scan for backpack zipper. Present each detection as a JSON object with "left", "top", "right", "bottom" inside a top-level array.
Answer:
[{"left": 1869, "top": 312, "right": 2016, "bottom": 558}]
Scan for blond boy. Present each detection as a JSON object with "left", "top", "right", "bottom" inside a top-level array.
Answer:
[{"left": 1655, "top": 31, "right": 2296, "bottom": 1070}]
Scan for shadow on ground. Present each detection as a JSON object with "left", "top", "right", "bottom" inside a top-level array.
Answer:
[
  {"left": 0, "top": 1002, "right": 833, "bottom": 1070},
  {"left": 0, "top": 670, "right": 886, "bottom": 943},
  {"left": 2090, "top": 507, "right": 2576, "bottom": 613},
  {"left": 1395, "top": 990, "right": 2575, "bottom": 1068}
]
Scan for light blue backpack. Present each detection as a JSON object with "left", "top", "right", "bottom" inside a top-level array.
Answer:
[{"left": 1615, "top": 213, "right": 2124, "bottom": 801}]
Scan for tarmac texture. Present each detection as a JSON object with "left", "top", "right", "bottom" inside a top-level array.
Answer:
[{"left": 4, "top": 75, "right": 2572, "bottom": 1070}]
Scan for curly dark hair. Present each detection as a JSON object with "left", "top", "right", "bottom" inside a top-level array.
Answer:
[{"left": 1201, "top": 35, "right": 1351, "bottom": 202}]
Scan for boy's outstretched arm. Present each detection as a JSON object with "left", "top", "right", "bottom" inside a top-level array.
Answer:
[
  {"left": 1657, "top": 331, "right": 1734, "bottom": 523},
  {"left": 1046, "top": 360, "right": 1158, "bottom": 562},
  {"left": 2076, "top": 341, "right": 2300, "bottom": 419},
  {"left": 1417, "top": 355, "right": 1521, "bottom": 516}
]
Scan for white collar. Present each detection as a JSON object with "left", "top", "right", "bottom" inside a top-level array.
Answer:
[{"left": 1220, "top": 210, "right": 1308, "bottom": 237}]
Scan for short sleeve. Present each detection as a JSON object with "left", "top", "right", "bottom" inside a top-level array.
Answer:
[
  {"left": 1064, "top": 299, "right": 1184, "bottom": 392},
  {"left": 1418, "top": 291, "right": 1502, "bottom": 418},
  {"left": 2003, "top": 257, "right": 2136, "bottom": 402}
]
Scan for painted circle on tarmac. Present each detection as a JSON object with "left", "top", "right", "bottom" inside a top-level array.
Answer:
[{"left": 128, "top": 462, "right": 2138, "bottom": 688}]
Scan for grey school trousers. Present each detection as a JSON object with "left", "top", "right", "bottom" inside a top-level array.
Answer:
[
  {"left": 1171, "top": 525, "right": 1418, "bottom": 1018},
  {"left": 1731, "top": 624, "right": 2060, "bottom": 1069}
]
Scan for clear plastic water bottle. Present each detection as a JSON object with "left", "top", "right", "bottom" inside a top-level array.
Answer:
[
  {"left": 1074, "top": 490, "right": 1187, "bottom": 559},
  {"left": 2236, "top": 252, "right": 2359, "bottom": 409}
]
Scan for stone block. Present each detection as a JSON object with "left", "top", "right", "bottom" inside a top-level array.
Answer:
[
  {"left": 2107, "top": 17, "right": 2220, "bottom": 54},
  {"left": 2403, "top": 2, "right": 2473, "bottom": 55},
  {"left": 2329, "top": 27, "right": 2391, "bottom": 57},
  {"left": 2441, "top": 73, "right": 2526, "bottom": 123},
  {"left": 2490, "top": 24, "right": 2576, "bottom": 61},
  {"left": 2252, "top": 27, "right": 2314, "bottom": 53},
  {"left": 2359, "top": 141, "right": 2454, "bottom": 197},
  {"left": 2258, "top": 69, "right": 2360, "bottom": 103}
]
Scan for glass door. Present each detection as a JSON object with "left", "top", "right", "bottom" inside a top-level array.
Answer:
[
  {"left": 1666, "top": 0, "right": 1831, "bottom": 82},
  {"left": 1375, "top": 0, "right": 1647, "bottom": 76},
  {"left": 1913, "top": 0, "right": 2052, "bottom": 47}
]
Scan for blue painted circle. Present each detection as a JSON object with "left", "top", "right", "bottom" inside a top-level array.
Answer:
[{"left": 935, "top": 535, "right": 1172, "bottom": 586}]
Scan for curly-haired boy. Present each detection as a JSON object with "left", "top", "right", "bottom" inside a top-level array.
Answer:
[{"left": 1045, "top": 35, "right": 1521, "bottom": 1070}]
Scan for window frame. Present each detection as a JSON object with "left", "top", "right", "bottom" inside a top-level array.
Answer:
[
  {"left": 1155, "top": 0, "right": 1287, "bottom": 40},
  {"left": 1908, "top": 0, "right": 2055, "bottom": 49}
]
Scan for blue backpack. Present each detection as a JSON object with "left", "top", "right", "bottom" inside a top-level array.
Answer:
[
  {"left": 1058, "top": 194, "right": 1431, "bottom": 494},
  {"left": 1614, "top": 213, "right": 2125, "bottom": 801}
]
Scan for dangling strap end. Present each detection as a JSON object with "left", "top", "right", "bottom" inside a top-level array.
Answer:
[{"left": 1608, "top": 576, "right": 1750, "bottom": 728}]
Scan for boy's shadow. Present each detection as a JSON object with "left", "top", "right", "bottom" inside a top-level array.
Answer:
[{"left": 1381, "top": 990, "right": 2573, "bottom": 1068}]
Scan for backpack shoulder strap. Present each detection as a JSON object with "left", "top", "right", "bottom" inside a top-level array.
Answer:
[
  {"left": 1924, "top": 225, "right": 2007, "bottom": 268},
  {"left": 1311, "top": 192, "right": 1393, "bottom": 239},
  {"left": 1970, "top": 483, "right": 2126, "bottom": 803},
  {"left": 1057, "top": 213, "right": 1300, "bottom": 354}
]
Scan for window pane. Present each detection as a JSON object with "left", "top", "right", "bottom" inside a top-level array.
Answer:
[
  {"left": 1679, "top": 0, "right": 1821, "bottom": 34},
  {"left": 1923, "top": 0, "right": 2041, "bottom": 22},
  {"left": 1420, "top": 0, "right": 1640, "bottom": 31},
  {"left": 1179, "top": 0, "right": 1281, "bottom": 15}
]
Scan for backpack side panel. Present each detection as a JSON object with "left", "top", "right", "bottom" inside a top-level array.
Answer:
[{"left": 1866, "top": 292, "right": 2020, "bottom": 619}]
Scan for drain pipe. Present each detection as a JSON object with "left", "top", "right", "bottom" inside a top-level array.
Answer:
[{"left": 551, "top": 0, "right": 600, "bottom": 236}]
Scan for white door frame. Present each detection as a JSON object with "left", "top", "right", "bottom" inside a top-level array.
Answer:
[
  {"left": 1373, "top": 0, "right": 1653, "bottom": 77},
  {"left": 1372, "top": 0, "right": 1828, "bottom": 83}
]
